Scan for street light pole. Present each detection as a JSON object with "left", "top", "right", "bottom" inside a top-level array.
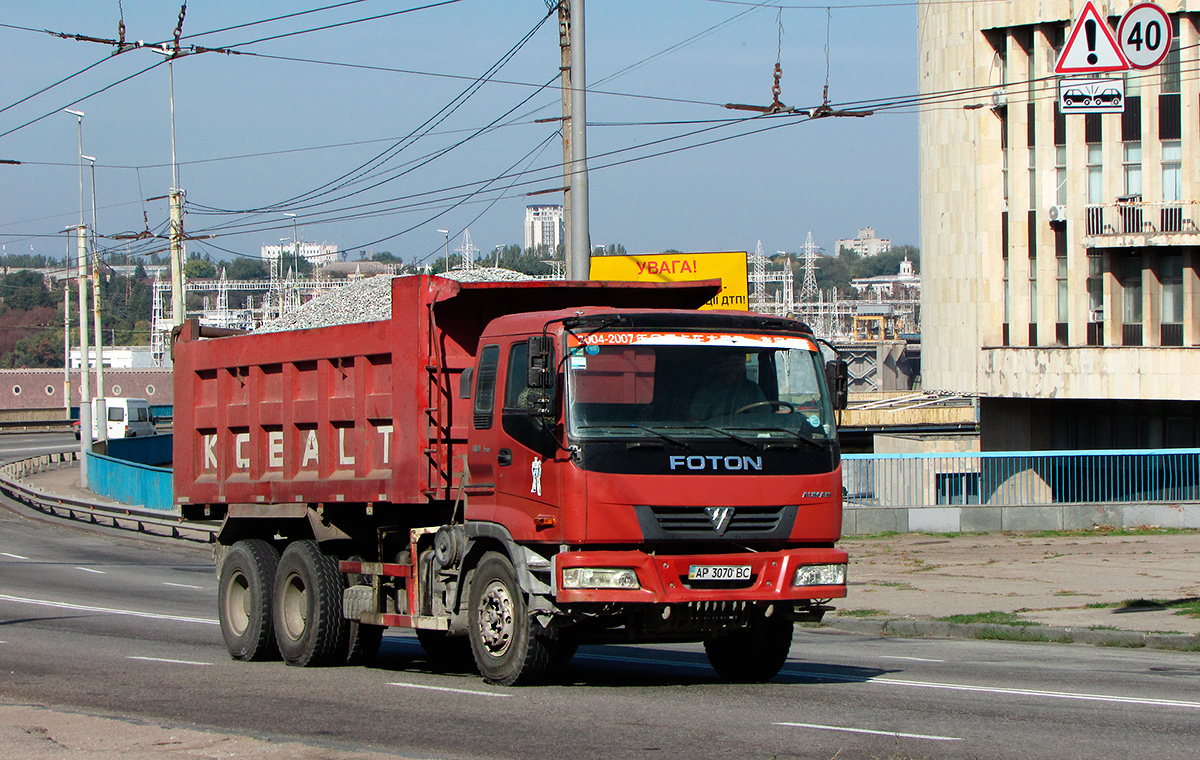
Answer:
[
  {"left": 63, "top": 109, "right": 91, "bottom": 485},
  {"left": 437, "top": 229, "right": 450, "bottom": 269},
  {"left": 83, "top": 155, "right": 105, "bottom": 442}
]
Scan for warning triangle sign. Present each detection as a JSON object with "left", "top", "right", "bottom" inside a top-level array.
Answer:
[{"left": 1055, "top": 1, "right": 1129, "bottom": 74}]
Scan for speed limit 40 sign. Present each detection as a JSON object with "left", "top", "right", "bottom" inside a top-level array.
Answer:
[{"left": 1118, "top": 2, "right": 1173, "bottom": 70}]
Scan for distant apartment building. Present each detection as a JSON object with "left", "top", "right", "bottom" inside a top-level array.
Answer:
[
  {"left": 919, "top": 1, "right": 1200, "bottom": 450},
  {"left": 836, "top": 227, "right": 892, "bottom": 257},
  {"left": 261, "top": 241, "right": 341, "bottom": 269},
  {"left": 524, "top": 204, "right": 563, "bottom": 252}
]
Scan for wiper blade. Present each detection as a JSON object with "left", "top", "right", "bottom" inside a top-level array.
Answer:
[
  {"left": 734, "top": 426, "right": 825, "bottom": 451},
  {"left": 654, "top": 424, "right": 760, "bottom": 450},
  {"left": 626, "top": 423, "right": 691, "bottom": 450}
]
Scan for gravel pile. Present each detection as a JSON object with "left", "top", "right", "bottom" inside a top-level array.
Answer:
[{"left": 255, "top": 269, "right": 537, "bottom": 333}]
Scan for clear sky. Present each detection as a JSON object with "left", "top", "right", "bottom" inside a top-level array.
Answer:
[{"left": 0, "top": 1, "right": 918, "bottom": 269}]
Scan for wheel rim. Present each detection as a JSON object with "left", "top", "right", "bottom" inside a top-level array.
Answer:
[
  {"left": 280, "top": 571, "right": 309, "bottom": 642},
  {"left": 224, "top": 570, "right": 250, "bottom": 636},
  {"left": 477, "top": 579, "right": 515, "bottom": 658}
]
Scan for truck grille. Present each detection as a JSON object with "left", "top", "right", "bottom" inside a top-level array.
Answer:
[{"left": 635, "top": 504, "right": 797, "bottom": 540}]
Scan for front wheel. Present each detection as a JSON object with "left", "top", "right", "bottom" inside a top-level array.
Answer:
[
  {"left": 704, "top": 617, "right": 794, "bottom": 683},
  {"left": 467, "top": 552, "right": 554, "bottom": 685},
  {"left": 217, "top": 539, "right": 280, "bottom": 661},
  {"left": 273, "top": 540, "right": 350, "bottom": 667}
]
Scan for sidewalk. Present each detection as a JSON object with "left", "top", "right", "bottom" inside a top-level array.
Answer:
[
  {"left": 829, "top": 530, "right": 1200, "bottom": 648},
  {"left": 14, "top": 462, "right": 1200, "bottom": 649}
]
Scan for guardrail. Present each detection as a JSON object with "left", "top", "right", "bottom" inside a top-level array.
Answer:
[
  {"left": 841, "top": 448, "right": 1200, "bottom": 534},
  {"left": 0, "top": 451, "right": 215, "bottom": 542}
]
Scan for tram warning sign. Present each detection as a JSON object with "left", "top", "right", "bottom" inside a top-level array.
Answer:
[{"left": 1055, "top": 0, "right": 1130, "bottom": 74}]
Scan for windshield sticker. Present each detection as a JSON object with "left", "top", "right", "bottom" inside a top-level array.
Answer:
[{"left": 569, "top": 332, "right": 817, "bottom": 352}]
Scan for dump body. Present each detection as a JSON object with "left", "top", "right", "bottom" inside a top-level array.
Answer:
[{"left": 174, "top": 275, "right": 720, "bottom": 512}]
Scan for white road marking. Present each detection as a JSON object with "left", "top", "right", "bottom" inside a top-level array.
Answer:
[
  {"left": 580, "top": 653, "right": 1200, "bottom": 711},
  {"left": 389, "top": 682, "right": 510, "bottom": 698},
  {"left": 777, "top": 722, "right": 961, "bottom": 742},
  {"left": 879, "top": 655, "right": 945, "bottom": 663},
  {"left": 163, "top": 582, "right": 204, "bottom": 590},
  {"left": 75, "top": 567, "right": 106, "bottom": 574},
  {"left": 0, "top": 593, "right": 218, "bottom": 625},
  {"left": 792, "top": 669, "right": 1200, "bottom": 711},
  {"left": 128, "top": 656, "right": 211, "bottom": 666},
  {"left": 1, "top": 553, "right": 29, "bottom": 560}
]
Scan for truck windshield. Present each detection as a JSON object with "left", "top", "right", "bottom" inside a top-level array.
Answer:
[{"left": 565, "top": 332, "right": 836, "bottom": 444}]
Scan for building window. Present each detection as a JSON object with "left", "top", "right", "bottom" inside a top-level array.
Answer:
[
  {"left": 1122, "top": 256, "right": 1143, "bottom": 346},
  {"left": 1087, "top": 255, "right": 1104, "bottom": 346},
  {"left": 1028, "top": 148, "right": 1037, "bottom": 210},
  {"left": 1086, "top": 143, "right": 1104, "bottom": 234},
  {"left": 1121, "top": 96, "right": 1141, "bottom": 141},
  {"left": 1056, "top": 235, "right": 1068, "bottom": 345},
  {"left": 1162, "top": 140, "right": 1183, "bottom": 231},
  {"left": 1029, "top": 267, "right": 1038, "bottom": 346},
  {"left": 1003, "top": 256, "right": 1011, "bottom": 346},
  {"left": 1000, "top": 109, "right": 1009, "bottom": 207},
  {"left": 1123, "top": 142, "right": 1142, "bottom": 196},
  {"left": 1055, "top": 145, "right": 1067, "bottom": 206},
  {"left": 1161, "top": 255, "right": 1183, "bottom": 346},
  {"left": 1160, "top": 34, "right": 1180, "bottom": 93}
]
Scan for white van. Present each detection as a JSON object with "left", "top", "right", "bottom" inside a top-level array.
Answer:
[{"left": 91, "top": 397, "right": 157, "bottom": 439}]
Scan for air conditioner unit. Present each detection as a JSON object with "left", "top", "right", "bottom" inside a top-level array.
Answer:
[
  {"left": 1090, "top": 308, "right": 1104, "bottom": 323},
  {"left": 1048, "top": 205, "right": 1067, "bottom": 223},
  {"left": 991, "top": 90, "right": 1006, "bottom": 108}
]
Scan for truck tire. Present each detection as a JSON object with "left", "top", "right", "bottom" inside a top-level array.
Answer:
[
  {"left": 704, "top": 617, "right": 794, "bottom": 683},
  {"left": 415, "top": 629, "right": 474, "bottom": 671},
  {"left": 467, "top": 552, "right": 554, "bottom": 686},
  {"left": 272, "top": 540, "right": 349, "bottom": 667},
  {"left": 217, "top": 539, "right": 280, "bottom": 661}
]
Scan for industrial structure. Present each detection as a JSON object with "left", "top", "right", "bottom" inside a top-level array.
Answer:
[{"left": 919, "top": 1, "right": 1200, "bottom": 451}]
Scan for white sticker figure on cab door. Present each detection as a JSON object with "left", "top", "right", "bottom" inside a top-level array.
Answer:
[{"left": 531, "top": 457, "right": 542, "bottom": 496}]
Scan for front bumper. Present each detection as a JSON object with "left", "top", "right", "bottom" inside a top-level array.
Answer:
[{"left": 554, "top": 547, "right": 848, "bottom": 604}]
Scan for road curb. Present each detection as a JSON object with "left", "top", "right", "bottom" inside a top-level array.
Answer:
[{"left": 822, "top": 616, "right": 1200, "bottom": 651}]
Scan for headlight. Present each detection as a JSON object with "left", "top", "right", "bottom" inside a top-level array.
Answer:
[
  {"left": 793, "top": 563, "right": 846, "bottom": 587},
  {"left": 562, "top": 567, "right": 641, "bottom": 590}
]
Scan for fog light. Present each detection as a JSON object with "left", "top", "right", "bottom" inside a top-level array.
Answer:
[
  {"left": 793, "top": 563, "right": 846, "bottom": 587},
  {"left": 562, "top": 567, "right": 641, "bottom": 590}
]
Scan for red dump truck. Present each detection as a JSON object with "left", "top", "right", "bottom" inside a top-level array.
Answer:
[{"left": 174, "top": 275, "right": 848, "bottom": 685}]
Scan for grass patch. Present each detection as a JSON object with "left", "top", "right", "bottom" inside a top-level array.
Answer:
[
  {"left": 872, "top": 581, "right": 918, "bottom": 591},
  {"left": 1086, "top": 601, "right": 1120, "bottom": 609},
  {"left": 937, "top": 611, "right": 1041, "bottom": 626},
  {"left": 1017, "top": 526, "right": 1199, "bottom": 539},
  {"left": 974, "top": 628, "right": 1063, "bottom": 643},
  {"left": 1170, "top": 599, "right": 1200, "bottom": 619},
  {"left": 1098, "top": 639, "right": 1148, "bottom": 648},
  {"left": 1053, "top": 590, "right": 1082, "bottom": 597},
  {"left": 1088, "top": 625, "right": 1119, "bottom": 631},
  {"left": 837, "top": 608, "right": 888, "bottom": 618}
]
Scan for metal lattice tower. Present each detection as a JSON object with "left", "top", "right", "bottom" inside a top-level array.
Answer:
[
  {"left": 799, "top": 230, "right": 820, "bottom": 304},
  {"left": 456, "top": 228, "right": 478, "bottom": 271},
  {"left": 749, "top": 240, "right": 767, "bottom": 312}
]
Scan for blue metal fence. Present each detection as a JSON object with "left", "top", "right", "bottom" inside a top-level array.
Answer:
[
  {"left": 842, "top": 448, "right": 1200, "bottom": 509},
  {"left": 86, "top": 451, "right": 173, "bottom": 512}
]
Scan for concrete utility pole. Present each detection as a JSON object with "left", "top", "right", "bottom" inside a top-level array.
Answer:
[
  {"left": 76, "top": 225, "right": 91, "bottom": 487},
  {"left": 84, "top": 155, "right": 106, "bottom": 441},
  {"left": 62, "top": 279, "right": 70, "bottom": 414},
  {"left": 567, "top": 0, "right": 591, "bottom": 281},
  {"left": 558, "top": 0, "right": 572, "bottom": 270}
]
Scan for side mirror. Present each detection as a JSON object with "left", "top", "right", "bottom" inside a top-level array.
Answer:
[
  {"left": 527, "top": 335, "right": 554, "bottom": 389},
  {"left": 825, "top": 359, "right": 849, "bottom": 410}
]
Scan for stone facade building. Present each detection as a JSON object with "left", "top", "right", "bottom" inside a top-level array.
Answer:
[{"left": 920, "top": 1, "right": 1200, "bottom": 450}]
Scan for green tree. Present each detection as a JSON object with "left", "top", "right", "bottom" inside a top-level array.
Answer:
[
  {"left": 0, "top": 270, "right": 56, "bottom": 310},
  {"left": 184, "top": 258, "right": 217, "bottom": 279},
  {"left": 371, "top": 251, "right": 401, "bottom": 264},
  {"left": 226, "top": 257, "right": 269, "bottom": 280}
]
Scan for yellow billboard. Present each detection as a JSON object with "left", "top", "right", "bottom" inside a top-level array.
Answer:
[{"left": 590, "top": 251, "right": 748, "bottom": 311}]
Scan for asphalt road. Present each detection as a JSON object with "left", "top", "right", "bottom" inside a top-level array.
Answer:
[{"left": 1, "top": 435, "right": 1199, "bottom": 759}]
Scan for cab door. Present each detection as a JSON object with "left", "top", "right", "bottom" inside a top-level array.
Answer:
[{"left": 494, "top": 340, "right": 562, "bottom": 538}]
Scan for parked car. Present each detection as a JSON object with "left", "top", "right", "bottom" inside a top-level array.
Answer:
[{"left": 1096, "top": 88, "right": 1121, "bottom": 105}]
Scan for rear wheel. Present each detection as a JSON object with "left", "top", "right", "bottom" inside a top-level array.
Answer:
[
  {"left": 704, "top": 617, "right": 794, "bottom": 683},
  {"left": 273, "top": 540, "right": 349, "bottom": 667},
  {"left": 217, "top": 539, "right": 280, "bottom": 661},
  {"left": 467, "top": 552, "right": 554, "bottom": 685}
]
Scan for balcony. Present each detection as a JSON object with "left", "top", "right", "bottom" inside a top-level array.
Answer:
[{"left": 1083, "top": 198, "right": 1200, "bottom": 247}]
